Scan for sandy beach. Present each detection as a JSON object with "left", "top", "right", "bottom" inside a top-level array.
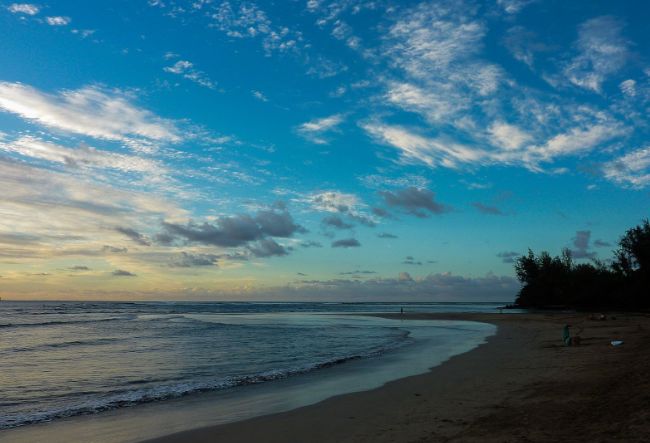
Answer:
[{"left": 144, "top": 312, "right": 650, "bottom": 443}]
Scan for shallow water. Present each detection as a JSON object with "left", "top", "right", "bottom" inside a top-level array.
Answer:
[{"left": 0, "top": 301, "right": 499, "bottom": 441}]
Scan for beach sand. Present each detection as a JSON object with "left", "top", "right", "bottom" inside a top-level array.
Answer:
[{"left": 144, "top": 312, "right": 650, "bottom": 443}]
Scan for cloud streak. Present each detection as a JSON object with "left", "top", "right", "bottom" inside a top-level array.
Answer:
[
  {"left": 331, "top": 238, "right": 361, "bottom": 248},
  {"left": 0, "top": 82, "right": 181, "bottom": 149},
  {"left": 297, "top": 114, "right": 344, "bottom": 144},
  {"left": 563, "top": 16, "right": 629, "bottom": 93},
  {"left": 0, "top": 136, "right": 164, "bottom": 175},
  {"left": 163, "top": 59, "right": 216, "bottom": 89},
  {"left": 7, "top": 3, "right": 39, "bottom": 15}
]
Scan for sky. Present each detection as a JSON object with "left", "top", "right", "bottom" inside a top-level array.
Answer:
[{"left": 0, "top": 0, "right": 648, "bottom": 301}]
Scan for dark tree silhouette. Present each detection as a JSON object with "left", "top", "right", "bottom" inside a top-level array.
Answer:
[
  {"left": 514, "top": 220, "right": 649, "bottom": 309},
  {"left": 612, "top": 219, "right": 650, "bottom": 308}
]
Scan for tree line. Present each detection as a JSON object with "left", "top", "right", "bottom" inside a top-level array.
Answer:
[{"left": 514, "top": 220, "right": 649, "bottom": 309}]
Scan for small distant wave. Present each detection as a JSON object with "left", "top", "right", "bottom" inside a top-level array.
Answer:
[
  {"left": 0, "top": 331, "right": 412, "bottom": 430},
  {"left": 0, "top": 316, "right": 131, "bottom": 329},
  {"left": 6, "top": 337, "right": 119, "bottom": 353}
]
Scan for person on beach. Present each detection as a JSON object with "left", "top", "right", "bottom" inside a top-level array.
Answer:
[{"left": 563, "top": 325, "right": 581, "bottom": 346}]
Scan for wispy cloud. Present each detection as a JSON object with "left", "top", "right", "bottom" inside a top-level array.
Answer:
[
  {"left": 603, "top": 146, "right": 650, "bottom": 188},
  {"left": 364, "top": 118, "right": 625, "bottom": 171},
  {"left": 305, "top": 190, "right": 359, "bottom": 213},
  {"left": 0, "top": 156, "right": 184, "bottom": 261},
  {"left": 7, "top": 3, "right": 39, "bottom": 15},
  {"left": 0, "top": 82, "right": 181, "bottom": 150},
  {"left": 496, "top": 0, "right": 535, "bottom": 15},
  {"left": 563, "top": 16, "right": 629, "bottom": 93},
  {"left": 488, "top": 122, "right": 532, "bottom": 151},
  {"left": 362, "top": 122, "right": 484, "bottom": 169},
  {"left": 331, "top": 238, "right": 361, "bottom": 248},
  {"left": 301, "top": 190, "right": 376, "bottom": 227},
  {"left": 210, "top": 1, "right": 301, "bottom": 55},
  {"left": 533, "top": 122, "right": 626, "bottom": 161},
  {"left": 619, "top": 79, "right": 636, "bottom": 96},
  {"left": 251, "top": 90, "right": 268, "bottom": 102},
  {"left": 472, "top": 202, "right": 505, "bottom": 215},
  {"left": 387, "top": 1, "right": 485, "bottom": 78},
  {"left": 297, "top": 114, "right": 344, "bottom": 144},
  {"left": 0, "top": 136, "right": 164, "bottom": 175},
  {"left": 163, "top": 60, "right": 216, "bottom": 89},
  {"left": 46, "top": 16, "right": 71, "bottom": 26},
  {"left": 380, "top": 0, "right": 502, "bottom": 132}
]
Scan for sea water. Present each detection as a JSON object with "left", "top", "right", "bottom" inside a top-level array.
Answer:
[{"left": 0, "top": 301, "right": 500, "bottom": 439}]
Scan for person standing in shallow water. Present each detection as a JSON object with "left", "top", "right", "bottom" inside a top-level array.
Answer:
[{"left": 400, "top": 307, "right": 404, "bottom": 314}]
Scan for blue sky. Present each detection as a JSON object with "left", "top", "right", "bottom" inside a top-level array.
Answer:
[{"left": 0, "top": 0, "right": 648, "bottom": 301}]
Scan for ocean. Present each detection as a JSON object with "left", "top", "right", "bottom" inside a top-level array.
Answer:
[{"left": 0, "top": 301, "right": 501, "bottom": 439}]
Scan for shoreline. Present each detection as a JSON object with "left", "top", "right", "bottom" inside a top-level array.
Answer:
[
  {"left": 0, "top": 315, "right": 493, "bottom": 443},
  {"left": 143, "top": 312, "right": 650, "bottom": 443}
]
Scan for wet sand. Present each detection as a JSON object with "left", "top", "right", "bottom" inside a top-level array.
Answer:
[{"left": 145, "top": 312, "right": 650, "bottom": 443}]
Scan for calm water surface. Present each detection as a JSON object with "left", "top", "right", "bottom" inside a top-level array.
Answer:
[{"left": 0, "top": 301, "right": 504, "bottom": 430}]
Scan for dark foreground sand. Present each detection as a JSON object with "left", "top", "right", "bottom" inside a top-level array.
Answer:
[{"left": 145, "top": 312, "right": 650, "bottom": 443}]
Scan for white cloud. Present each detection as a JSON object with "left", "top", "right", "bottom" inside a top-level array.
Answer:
[
  {"left": 504, "top": 26, "right": 538, "bottom": 67},
  {"left": 362, "top": 122, "right": 485, "bottom": 169},
  {"left": 387, "top": 2, "right": 485, "bottom": 78},
  {"left": 164, "top": 60, "right": 192, "bottom": 74},
  {"left": 351, "top": 80, "right": 371, "bottom": 89},
  {"left": 251, "top": 90, "right": 268, "bottom": 102},
  {"left": 462, "top": 63, "right": 502, "bottom": 96},
  {"left": 488, "top": 122, "right": 532, "bottom": 150},
  {"left": 359, "top": 174, "right": 431, "bottom": 190},
  {"left": 603, "top": 147, "right": 650, "bottom": 188},
  {"left": 619, "top": 79, "right": 636, "bottom": 96},
  {"left": 46, "top": 16, "right": 71, "bottom": 26},
  {"left": 564, "top": 16, "right": 629, "bottom": 93},
  {"left": 370, "top": 1, "right": 634, "bottom": 183},
  {"left": 304, "top": 191, "right": 361, "bottom": 213},
  {"left": 163, "top": 60, "right": 216, "bottom": 89},
  {"left": 381, "top": 1, "right": 502, "bottom": 131},
  {"left": 306, "top": 0, "right": 321, "bottom": 11},
  {"left": 0, "top": 157, "right": 184, "bottom": 260},
  {"left": 71, "top": 29, "right": 96, "bottom": 39},
  {"left": 305, "top": 56, "right": 348, "bottom": 79},
  {"left": 386, "top": 82, "right": 467, "bottom": 123},
  {"left": 364, "top": 119, "right": 625, "bottom": 171},
  {"left": 297, "top": 114, "right": 344, "bottom": 144},
  {"left": 0, "top": 82, "right": 181, "bottom": 148},
  {"left": 7, "top": 3, "right": 39, "bottom": 15},
  {"left": 0, "top": 136, "right": 164, "bottom": 175},
  {"left": 497, "top": 0, "right": 534, "bottom": 14},
  {"left": 331, "top": 20, "right": 351, "bottom": 40},
  {"left": 210, "top": 2, "right": 300, "bottom": 55},
  {"left": 300, "top": 189, "right": 376, "bottom": 226},
  {"left": 533, "top": 122, "right": 625, "bottom": 160}
]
